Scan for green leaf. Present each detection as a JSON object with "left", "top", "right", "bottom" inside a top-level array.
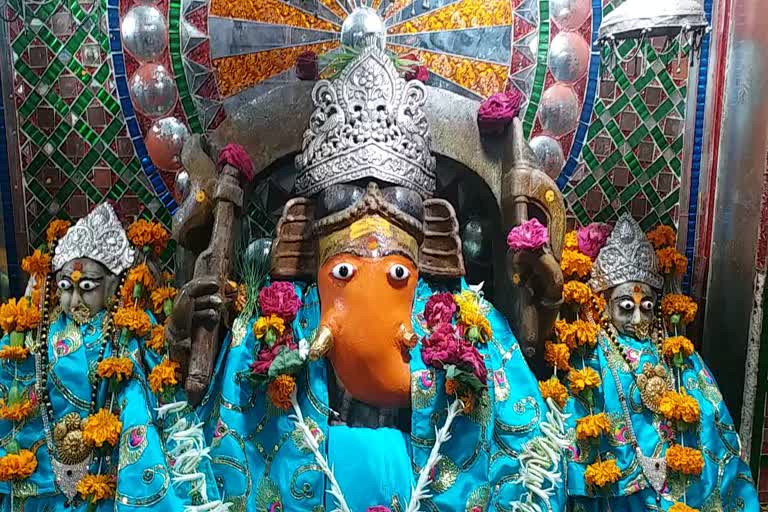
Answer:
[
  {"left": 133, "top": 282, "right": 143, "bottom": 299},
  {"left": 9, "top": 331, "right": 24, "bottom": 347},
  {"left": 265, "top": 328, "right": 277, "bottom": 347},
  {"left": 671, "top": 314, "right": 681, "bottom": 325},
  {"left": 455, "top": 371, "right": 485, "bottom": 393},
  {"left": 673, "top": 353, "right": 684, "bottom": 368},
  {"left": 444, "top": 364, "right": 459, "bottom": 380},
  {"left": 5, "top": 440, "right": 19, "bottom": 454},
  {"left": 163, "top": 299, "right": 174, "bottom": 318},
  {"left": 268, "top": 348, "right": 305, "bottom": 379}
]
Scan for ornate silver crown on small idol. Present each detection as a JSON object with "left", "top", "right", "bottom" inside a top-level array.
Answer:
[
  {"left": 589, "top": 213, "right": 663, "bottom": 292},
  {"left": 295, "top": 8, "right": 436, "bottom": 198},
  {"left": 52, "top": 203, "right": 135, "bottom": 275}
]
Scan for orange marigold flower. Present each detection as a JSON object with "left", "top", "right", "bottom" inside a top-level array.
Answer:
[
  {"left": 646, "top": 225, "right": 676, "bottom": 249},
  {"left": 0, "top": 300, "right": 19, "bottom": 334},
  {"left": 539, "top": 377, "right": 569, "bottom": 409},
  {"left": 588, "top": 293, "right": 607, "bottom": 322},
  {"left": 563, "top": 281, "right": 592, "bottom": 305},
  {"left": 568, "top": 367, "right": 601, "bottom": 394},
  {"left": 267, "top": 374, "right": 296, "bottom": 411},
  {"left": 661, "top": 294, "right": 698, "bottom": 325},
  {"left": 150, "top": 287, "right": 177, "bottom": 315},
  {"left": 121, "top": 264, "right": 156, "bottom": 305},
  {"left": 253, "top": 315, "right": 286, "bottom": 340},
  {"left": 96, "top": 357, "right": 133, "bottom": 382},
  {"left": 46, "top": 220, "right": 71, "bottom": 246},
  {"left": 76, "top": 473, "right": 116, "bottom": 502},
  {"left": 659, "top": 390, "right": 700, "bottom": 425},
  {"left": 127, "top": 219, "right": 169, "bottom": 255},
  {"left": 584, "top": 459, "right": 621, "bottom": 488},
  {"left": 149, "top": 358, "right": 180, "bottom": 394},
  {"left": 544, "top": 341, "right": 571, "bottom": 371},
  {"left": 561, "top": 249, "right": 593, "bottom": 280},
  {"left": 0, "top": 449, "right": 37, "bottom": 481},
  {"left": 234, "top": 284, "right": 247, "bottom": 314},
  {"left": 161, "top": 272, "right": 174, "bottom": 285},
  {"left": 21, "top": 250, "right": 51, "bottom": 277},
  {"left": 573, "top": 320, "right": 599, "bottom": 348},
  {"left": 83, "top": 409, "right": 122, "bottom": 448},
  {"left": 459, "top": 392, "right": 475, "bottom": 414},
  {"left": 657, "top": 247, "right": 688, "bottom": 276},
  {"left": 445, "top": 378, "right": 459, "bottom": 396},
  {"left": 15, "top": 298, "right": 40, "bottom": 333},
  {"left": 150, "top": 223, "right": 170, "bottom": 255},
  {"left": 0, "top": 398, "right": 35, "bottom": 422},
  {"left": 0, "top": 346, "right": 30, "bottom": 361},
  {"left": 113, "top": 307, "right": 151, "bottom": 338},
  {"left": 564, "top": 231, "right": 579, "bottom": 251},
  {"left": 666, "top": 445, "right": 704, "bottom": 476},
  {"left": 146, "top": 325, "right": 166, "bottom": 353},
  {"left": 555, "top": 319, "right": 576, "bottom": 348},
  {"left": 458, "top": 309, "right": 493, "bottom": 342},
  {"left": 576, "top": 413, "right": 612, "bottom": 440},
  {"left": 669, "top": 503, "right": 699, "bottom": 512},
  {"left": 662, "top": 336, "right": 695, "bottom": 360}
]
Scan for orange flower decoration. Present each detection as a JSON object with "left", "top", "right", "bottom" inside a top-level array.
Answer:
[
  {"left": 661, "top": 294, "right": 698, "bottom": 325},
  {"left": 539, "top": 377, "right": 569, "bottom": 409},
  {"left": 555, "top": 319, "right": 576, "bottom": 348},
  {"left": 146, "top": 325, "right": 166, "bottom": 353},
  {"left": 0, "top": 346, "right": 30, "bottom": 361},
  {"left": 573, "top": 320, "right": 599, "bottom": 349},
  {"left": 267, "top": 374, "right": 296, "bottom": 411},
  {"left": 149, "top": 358, "right": 180, "bottom": 394},
  {"left": 46, "top": 220, "right": 71, "bottom": 246},
  {"left": 234, "top": 284, "right": 247, "bottom": 314},
  {"left": 646, "top": 225, "right": 676, "bottom": 249},
  {"left": 253, "top": 315, "right": 286, "bottom": 340},
  {"left": 588, "top": 293, "right": 607, "bottom": 322},
  {"left": 445, "top": 378, "right": 459, "bottom": 396},
  {"left": 127, "top": 220, "right": 170, "bottom": 255},
  {"left": 150, "top": 287, "right": 177, "bottom": 315},
  {"left": 662, "top": 336, "right": 695, "bottom": 360},
  {"left": 77, "top": 473, "right": 117, "bottom": 502},
  {"left": 0, "top": 300, "right": 18, "bottom": 334},
  {"left": 564, "top": 231, "right": 579, "bottom": 251},
  {"left": 21, "top": 250, "right": 51, "bottom": 277},
  {"left": 544, "top": 341, "right": 571, "bottom": 371},
  {"left": 113, "top": 307, "right": 151, "bottom": 338},
  {"left": 121, "top": 264, "right": 156, "bottom": 305},
  {"left": 666, "top": 445, "right": 704, "bottom": 476},
  {"left": 83, "top": 409, "right": 122, "bottom": 448},
  {"left": 669, "top": 503, "right": 699, "bottom": 512},
  {"left": 0, "top": 450, "right": 37, "bottom": 481},
  {"left": 0, "top": 398, "right": 35, "bottom": 422},
  {"left": 561, "top": 249, "right": 593, "bottom": 280},
  {"left": 568, "top": 367, "right": 601, "bottom": 394},
  {"left": 576, "top": 413, "right": 612, "bottom": 440},
  {"left": 96, "top": 357, "right": 134, "bottom": 382},
  {"left": 0, "top": 298, "right": 41, "bottom": 334},
  {"left": 659, "top": 390, "right": 700, "bottom": 425},
  {"left": 563, "top": 281, "right": 592, "bottom": 306},
  {"left": 584, "top": 459, "right": 621, "bottom": 488},
  {"left": 657, "top": 247, "right": 688, "bottom": 276}
]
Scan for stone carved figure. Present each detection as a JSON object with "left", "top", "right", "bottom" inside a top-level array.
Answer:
[{"left": 563, "top": 213, "right": 759, "bottom": 511}]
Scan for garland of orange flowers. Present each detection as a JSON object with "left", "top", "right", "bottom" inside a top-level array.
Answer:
[
  {"left": 669, "top": 503, "right": 699, "bottom": 512},
  {"left": 0, "top": 397, "right": 35, "bottom": 422},
  {"left": 666, "top": 444, "right": 704, "bottom": 476},
  {"left": 659, "top": 389, "right": 700, "bottom": 426},
  {"left": 46, "top": 219, "right": 71, "bottom": 246},
  {"left": 148, "top": 358, "right": 180, "bottom": 395},
  {"left": 568, "top": 367, "right": 601, "bottom": 396},
  {"left": 646, "top": 225, "right": 676, "bottom": 249},
  {"left": 538, "top": 377, "right": 569, "bottom": 409},
  {"left": 267, "top": 374, "right": 296, "bottom": 411},
  {"left": 561, "top": 249, "right": 593, "bottom": 280},
  {"left": 0, "top": 345, "right": 30, "bottom": 361},
  {"left": 146, "top": 325, "right": 166, "bottom": 353},
  {"left": 77, "top": 473, "right": 117, "bottom": 503},
  {"left": 0, "top": 297, "right": 41, "bottom": 336},
  {"left": 662, "top": 336, "right": 695, "bottom": 367},
  {"left": 657, "top": 247, "right": 688, "bottom": 276},
  {"left": 113, "top": 307, "right": 152, "bottom": 338},
  {"left": 0, "top": 449, "right": 37, "bottom": 481},
  {"left": 564, "top": 230, "right": 579, "bottom": 251},
  {"left": 563, "top": 281, "right": 592, "bottom": 306},
  {"left": 83, "top": 409, "right": 122, "bottom": 449},
  {"left": 661, "top": 294, "right": 698, "bottom": 325},
  {"left": 127, "top": 219, "right": 170, "bottom": 256},
  {"left": 96, "top": 357, "right": 134, "bottom": 383},
  {"left": 121, "top": 264, "right": 156, "bottom": 307},
  {"left": 544, "top": 341, "right": 570, "bottom": 371},
  {"left": 150, "top": 287, "right": 177, "bottom": 316},
  {"left": 584, "top": 458, "right": 621, "bottom": 488},
  {"left": 21, "top": 249, "right": 51, "bottom": 278},
  {"left": 576, "top": 413, "right": 611, "bottom": 441}
]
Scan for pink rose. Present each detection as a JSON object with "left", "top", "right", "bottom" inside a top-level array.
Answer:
[
  {"left": 459, "top": 343, "right": 487, "bottom": 383},
  {"left": 424, "top": 292, "right": 457, "bottom": 327},
  {"left": 421, "top": 323, "right": 464, "bottom": 368},
  {"left": 477, "top": 89, "right": 523, "bottom": 135},
  {"left": 406, "top": 65, "right": 429, "bottom": 82},
  {"left": 577, "top": 222, "right": 613, "bottom": 259},
  {"left": 218, "top": 143, "right": 255, "bottom": 183},
  {"left": 506, "top": 218, "right": 549, "bottom": 252},
  {"left": 258, "top": 281, "right": 302, "bottom": 321},
  {"left": 250, "top": 334, "right": 297, "bottom": 375},
  {"left": 295, "top": 51, "right": 319, "bottom": 81}
]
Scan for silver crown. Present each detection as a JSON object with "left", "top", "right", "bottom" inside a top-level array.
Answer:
[
  {"left": 294, "top": 8, "right": 436, "bottom": 198},
  {"left": 52, "top": 203, "right": 136, "bottom": 275},
  {"left": 589, "top": 213, "right": 663, "bottom": 292}
]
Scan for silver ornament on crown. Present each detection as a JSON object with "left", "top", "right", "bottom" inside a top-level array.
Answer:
[
  {"left": 294, "top": 7, "right": 437, "bottom": 198},
  {"left": 52, "top": 203, "right": 136, "bottom": 276},
  {"left": 589, "top": 213, "right": 663, "bottom": 292}
]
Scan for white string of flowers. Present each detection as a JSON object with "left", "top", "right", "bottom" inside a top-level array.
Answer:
[
  {"left": 157, "top": 401, "right": 232, "bottom": 512},
  {"left": 510, "top": 398, "right": 570, "bottom": 512}
]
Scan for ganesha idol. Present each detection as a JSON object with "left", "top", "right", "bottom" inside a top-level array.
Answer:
[{"left": 167, "top": 7, "right": 571, "bottom": 512}]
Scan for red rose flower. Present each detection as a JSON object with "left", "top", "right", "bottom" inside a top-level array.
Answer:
[
  {"left": 258, "top": 282, "right": 302, "bottom": 321},
  {"left": 406, "top": 65, "right": 429, "bottom": 82},
  {"left": 424, "top": 293, "right": 457, "bottom": 327},
  {"left": 218, "top": 143, "right": 255, "bottom": 183},
  {"left": 477, "top": 89, "right": 523, "bottom": 136}
]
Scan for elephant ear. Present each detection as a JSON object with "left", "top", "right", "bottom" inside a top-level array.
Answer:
[
  {"left": 271, "top": 198, "right": 316, "bottom": 280},
  {"left": 419, "top": 198, "right": 465, "bottom": 279}
]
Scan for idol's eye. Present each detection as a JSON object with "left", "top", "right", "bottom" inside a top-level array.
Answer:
[
  {"left": 388, "top": 264, "right": 410, "bottom": 281},
  {"left": 79, "top": 280, "right": 99, "bottom": 292},
  {"left": 619, "top": 300, "right": 634, "bottom": 312},
  {"left": 331, "top": 263, "right": 355, "bottom": 281},
  {"left": 58, "top": 279, "right": 72, "bottom": 291},
  {"left": 641, "top": 300, "right": 655, "bottom": 312}
]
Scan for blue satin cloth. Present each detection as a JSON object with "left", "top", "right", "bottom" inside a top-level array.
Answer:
[
  {"left": 564, "top": 331, "right": 759, "bottom": 511},
  {"left": 199, "top": 278, "right": 567, "bottom": 512},
  {"left": 0, "top": 310, "right": 220, "bottom": 511}
]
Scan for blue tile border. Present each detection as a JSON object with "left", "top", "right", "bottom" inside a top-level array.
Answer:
[
  {"left": 105, "top": 0, "right": 178, "bottom": 215},
  {"left": 0, "top": 66, "right": 21, "bottom": 297}
]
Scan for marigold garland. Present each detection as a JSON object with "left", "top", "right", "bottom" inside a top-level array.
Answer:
[
  {"left": 563, "top": 281, "right": 592, "bottom": 306},
  {"left": 657, "top": 247, "right": 688, "bottom": 276},
  {"left": 662, "top": 336, "right": 695, "bottom": 360},
  {"left": 669, "top": 503, "right": 699, "bottom": 512},
  {"left": 234, "top": 283, "right": 247, "bottom": 314},
  {"left": 0, "top": 398, "right": 35, "bottom": 422},
  {"left": 568, "top": 367, "right": 601, "bottom": 394},
  {"left": 646, "top": 225, "right": 676, "bottom": 249},
  {"left": 445, "top": 378, "right": 459, "bottom": 396},
  {"left": 576, "top": 413, "right": 612, "bottom": 440},
  {"left": 573, "top": 320, "right": 599, "bottom": 348},
  {"left": 561, "top": 249, "right": 593, "bottom": 280},
  {"left": 113, "top": 307, "right": 151, "bottom": 338},
  {"left": 555, "top": 319, "right": 576, "bottom": 348},
  {"left": 253, "top": 315, "right": 286, "bottom": 340},
  {"left": 96, "top": 357, "right": 134, "bottom": 382},
  {"left": 564, "top": 231, "right": 579, "bottom": 251},
  {"left": 146, "top": 325, "right": 166, "bottom": 353},
  {"left": 659, "top": 390, "right": 700, "bottom": 425},
  {"left": 83, "top": 409, "right": 122, "bottom": 448},
  {"left": 46, "top": 220, "right": 71, "bottom": 246},
  {"left": 458, "top": 309, "right": 493, "bottom": 341},
  {"left": 584, "top": 459, "right": 621, "bottom": 488},
  {"left": 150, "top": 287, "right": 177, "bottom": 315},
  {"left": 121, "top": 264, "right": 156, "bottom": 305},
  {"left": 21, "top": 250, "right": 51, "bottom": 277},
  {"left": 538, "top": 377, "right": 569, "bottom": 409},
  {"left": 0, "top": 449, "right": 37, "bottom": 481},
  {"left": 148, "top": 358, "right": 180, "bottom": 394},
  {"left": 544, "top": 341, "right": 571, "bottom": 371},
  {"left": 0, "top": 346, "right": 30, "bottom": 361},
  {"left": 0, "top": 298, "right": 41, "bottom": 334},
  {"left": 77, "top": 473, "right": 117, "bottom": 502},
  {"left": 661, "top": 294, "right": 698, "bottom": 325},
  {"left": 267, "top": 374, "right": 296, "bottom": 411},
  {"left": 666, "top": 445, "right": 704, "bottom": 476},
  {"left": 127, "top": 219, "right": 169, "bottom": 255},
  {"left": 588, "top": 293, "right": 606, "bottom": 322}
]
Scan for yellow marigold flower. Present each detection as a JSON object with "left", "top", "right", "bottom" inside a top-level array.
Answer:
[
  {"left": 561, "top": 249, "right": 593, "bottom": 280},
  {"left": 568, "top": 367, "right": 601, "bottom": 394},
  {"left": 555, "top": 319, "right": 576, "bottom": 349},
  {"left": 584, "top": 459, "right": 621, "bottom": 488},
  {"left": 2, "top": 298, "right": 42, "bottom": 334},
  {"left": 563, "top": 281, "right": 592, "bottom": 305},
  {"left": 659, "top": 390, "right": 700, "bottom": 425},
  {"left": 150, "top": 287, "right": 177, "bottom": 315},
  {"left": 96, "top": 357, "right": 133, "bottom": 382},
  {"left": 46, "top": 220, "right": 71, "bottom": 246},
  {"left": 21, "top": 250, "right": 51, "bottom": 277},
  {"left": 0, "top": 449, "right": 37, "bottom": 481},
  {"left": 76, "top": 473, "right": 116, "bottom": 502},
  {"left": 267, "top": 374, "right": 296, "bottom": 411},
  {"left": 661, "top": 294, "right": 698, "bottom": 325},
  {"left": 544, "top": 341, "right": 570, "bottom": 371},
  {"left": 0, "top": 398, "right": 35, "bottom": 422},
  {"left": 669, "top": 503, "right": 699, "bottom": 512},
  {"left": 149, "top": 358, "right": 180, "bottom": 394},
  {"left": 234, "top": 283, "right": 247, "bottom": 314},
  {"left": 83, "top": 409, "right": 122, "bottom": 448},
  {"left": 195, "top": 190, "right": 206, "bottom": 203},
  {"left": 662, "top": 336, "right": 695, "bottom": 360},
  {"left": 539, "top": 377, "right": 569, "bottom": 409},
  {"left": 666, "top": 445, "right": 704, "bottom": 476},
  {"left": 458, "top": 309, "right": 493, "bottom": 341},
  {"left": 646, "top": 225, "right": 676, "bottom": 249},
  {"left": 564, "top": 231, "right": 579, "bottom": 251},
  {"left": 0, "top": 300, "right": 19, "bottom": 334},
  {"left": 113, "top": 307, "right": 151, "bottom": 338},
  {"left": 657, "top": 247, "right": 688, "bottom": 276},
  {"left": 454, "top": 290, "right": 482, "bottom": 319},
  {"left": 127, "top": 219, "right": 169, "bottom": 255},
  {"left": 121, "top": 264, "right": 156, "bottom": 306},
  {"left": 573, "top": 320, "right": 599, "bottom": 348},
  {"left": 0, "top": 346, "right": 30, "bottom": 361},
  {"left": 146, "top": 325, "right": 166, "bottom": 353},
  {"left": 253, "top": 315, "right": 286, "bottom": 340},
  {"left": 576, "top": 413, "right": 612, "bottom": 440}
]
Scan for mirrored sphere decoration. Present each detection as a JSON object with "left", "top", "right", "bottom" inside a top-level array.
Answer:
[
  {"left": 551, "top": 0, "right": 591, "bottom": 30},
  {"left": 129, "top": 64, "right": 177, "bottom": 118},
  {"left": 244, "top": 239, "right": 274, "bottom": 269},
  {"left": 539, "top": 84, "right": 580, "bottom": 136},
  {"left": 174, "top": 170, "right": 190, "bottom": 200},
  {"left": 121, "top": 6, "right": 168, "bottom": 61},
  {"left": 549, "top": 32, "right": 591, "bottom": 83},
  {"left": 145, "top": 117, "right": 190, "bottom": 171},
  {"left": 530, "top": 136, "right": 566, "bottom": 178},
  {"left": 341, "top": 7, "right": 386, "bottom": 50}
]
